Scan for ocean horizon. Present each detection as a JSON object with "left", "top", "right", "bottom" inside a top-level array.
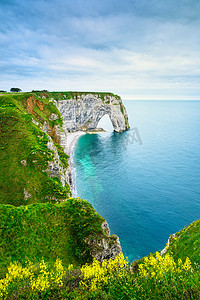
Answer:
[{"left": 73, "top": 100, "right": 200, "bottom": 262}]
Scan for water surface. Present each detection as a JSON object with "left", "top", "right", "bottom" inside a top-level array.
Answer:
[{"left": 73, "top": 101, "right": 200, "bottom": 261}]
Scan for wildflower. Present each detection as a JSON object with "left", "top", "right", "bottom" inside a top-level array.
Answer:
[
  {"left": 68, "top": 264, "right": 74, "bottom": 271},
  {"left": 31, "top": 259, "right": 50, "bottom": 291},
  {"left": 80, "top": 253, "right": 128, "bottom": 291},
  {"left": 139, "top": 253, "right": 192, "bottom": 280},
  {"left": 53, "top": 259, "right": 65, "bottom": 286},
  {"left": 183, "top": 257, "right": 192, "bottom": 271}
]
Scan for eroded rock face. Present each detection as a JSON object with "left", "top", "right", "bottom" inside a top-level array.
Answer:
[
  {"left": 160, "top": 233, "right": 176, "bottom": 256},
  {"left": 24, "top": 188, "right": 31, "bottom": 200},
  {"left": 46, "top": 138, "right": 66, "bottom": 186},
  {"left": 58, "top": 94, "right": 129, "bottom": 132},
  {"left": 86, "top": 221, "right": 122, "bottom": 262},
  {"left": 35, "top": 120, "right": 71, "bottom": 197}
]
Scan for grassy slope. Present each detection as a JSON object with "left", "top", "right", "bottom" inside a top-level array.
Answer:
[
  {"left": 0, "top": 198, "right": 105, "bottom": 278},
  {"left": 2, "top": 218, "right": 200, "bottom": 299},
  {"left": 167, "top": 219, "right": 200, "bottom": 267},
  {"left": 0, "top": 92, "right": 70, "bottom": 206}
]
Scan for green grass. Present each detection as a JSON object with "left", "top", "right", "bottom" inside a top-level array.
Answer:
[
  {"left": 0, "top": 198, "right": 106, "bottom": 278},
  {"left": 0, "top": 93, "right": 70, "bottom": 206},
  {"left": 1, "top": 246, "right": 200, "bottom": 299},
  {"left": 167, "top": 219, "right": 200, "bottom": 267},
  {"left": 30, "top": 90, "right": 121, "bottom": 101}
]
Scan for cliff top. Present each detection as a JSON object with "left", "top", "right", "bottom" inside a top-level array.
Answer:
[{"left": 0, "top": 90, "right": 121, "bottom": 101}]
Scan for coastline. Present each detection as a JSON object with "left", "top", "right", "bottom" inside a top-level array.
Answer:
[
  {"left": 66, "top": 131, "right": 86, "bottom": 157},
  {"left": 66, "top": 129, "right": 106, "bottom": 197},
  {"left": 66, "top": 131, "right": 86, "bottom": 197}
]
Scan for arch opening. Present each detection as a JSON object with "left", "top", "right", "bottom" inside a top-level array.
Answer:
[{"left": 97, "top": 114, "right": 113, "bottom": 132}]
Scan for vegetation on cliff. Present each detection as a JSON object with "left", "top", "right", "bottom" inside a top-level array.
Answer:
[
  {"left": 0, "top": 92, "right": 70, "bottom": 206},
  {"left": 1, "top": 246, "right": 200, "bottom": 299},
  {"left": 0, "top": 90, "right": 128, "bottom": 205},
  {"left": 0, "top": 198, "right": 108, "bottom": 278},
  {"left": 31, "top": 90, "right": 121, "bottom": 101},
  {"left": 166, "top": 219, "right": 200, "bottom": 267}
]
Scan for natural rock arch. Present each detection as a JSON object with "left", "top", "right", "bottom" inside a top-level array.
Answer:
[{"left": 58, "top": 93, "right": 129, "bottom": 132}]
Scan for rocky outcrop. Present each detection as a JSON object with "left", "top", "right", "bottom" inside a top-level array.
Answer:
[
  {"left": 86, "top": 221, "right": 122, "bottom": 262},
  {"left": 46, "top": 138, "right": 68, "bottom": 188},
  {"left": 160, "top": 233, "right": 176, "bottom": 256},
  {"left": 57, "top": 94, "right": 129, "bottom": 133},
  {"left": 31, "top": 118, "right": 71, "bottom": 198}
]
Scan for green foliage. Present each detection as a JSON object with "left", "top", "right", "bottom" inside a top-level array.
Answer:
[
  {"left": 10, "top": 87, "right": 22, "bottom": 93},
  {"left": 0, "top": 93, "right": 69, "bottom": 206},
  {"left": 32, "top": 90, "right": 121, "bottom": 101},
  {"left": 120, "top": 102, "right": 124, "bottom": 114},
  {"left": 1, "top": 252, "right": 200, "bottom": 299},
  {"left": 0, "top": 198, "right": 105, "bottom": 278},
  {"left": 55, "top": 143, "right": 69, "bottom": 168},
  {"left": 167, "top": 220, "right": 200, "bottom": 267}
]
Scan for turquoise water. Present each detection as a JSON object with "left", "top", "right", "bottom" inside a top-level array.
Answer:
[{"left": 73, "top": 101, "right": 200, "bottom": 262}]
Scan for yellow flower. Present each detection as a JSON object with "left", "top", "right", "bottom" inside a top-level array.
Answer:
[
  {"left": 139, "top": 253, "right": 192, "bottom": 280},
  {"left": 80, "top": 253, "right": 128, "bottom": 291}
]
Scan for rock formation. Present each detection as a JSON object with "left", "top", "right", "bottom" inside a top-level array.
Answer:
[
  {"left": 86, "top": 221, "right": 122, "bottom": 262},
  {"left": 57, "top": 93, "right": 129, "bottom": 133}
]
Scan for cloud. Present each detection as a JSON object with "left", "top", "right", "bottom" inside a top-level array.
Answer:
[{"left": 0, "top": 0, "right": 200, "bottom": 99}]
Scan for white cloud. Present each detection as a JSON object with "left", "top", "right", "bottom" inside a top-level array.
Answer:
[{"left": 0, "top": 1, "right": 200, "bottom": 100}]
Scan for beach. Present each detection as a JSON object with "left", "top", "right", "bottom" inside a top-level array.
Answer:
[
  {"left": 66, "top": 130, "right": 105, "bottom": 196},
  {"left": 66, "top": 131, "right": 86, "bottom": 197},
  {"left": 66, "top": 129, "right": 105, "bottom": 156},
  {"left": 66, "top": 131, "right": 86, "bottom": 157}
]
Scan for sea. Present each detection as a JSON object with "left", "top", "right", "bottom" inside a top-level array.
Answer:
[{"left": 73, "top": 100, "right": 200, "bottom": 262}]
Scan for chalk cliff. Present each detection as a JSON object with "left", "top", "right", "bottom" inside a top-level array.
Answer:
[
  {"left": 94, "top": 221, "right": 122, "bottom": 262},
  {"left": 57, "top": 93, "right": 129, "bottom": 133}
]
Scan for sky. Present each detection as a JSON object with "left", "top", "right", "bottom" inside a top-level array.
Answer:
[{"left": 0, "top": 0, "right": 200, "bottom": 100}]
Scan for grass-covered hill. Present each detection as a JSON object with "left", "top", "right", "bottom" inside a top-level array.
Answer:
[
  {"left": 0, "top": 91, "right": 71, "bottom": 206},
  {"left": 167, "top": 219, "right": 200, "bottom": 267},
  {"left": 0, "top": 198, "right": 108, "bottom": 277},
  {"left": 1, "top": 218, "right": 200, "bottom": 299},
  {"left": 1, "top": 91, "right": 200, "bottom": 299}
]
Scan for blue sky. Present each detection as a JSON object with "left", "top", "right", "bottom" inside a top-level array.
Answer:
[{"left": 0, "top": 0, "right": 200, "bottom": 99}]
